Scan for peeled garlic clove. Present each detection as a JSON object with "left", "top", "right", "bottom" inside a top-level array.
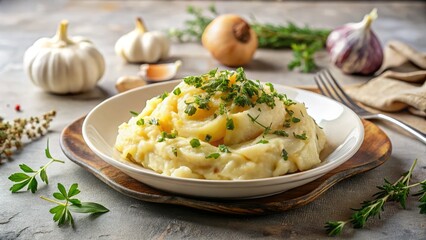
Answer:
[
  {"left": 115, "top": 76, "right": 146, "bottom": 93},
  {"left": 326, "top": 9, "right": 383, "bottom": 75},
  {"left": 138, "top": 60, "right": 182, "bottom": 82}
]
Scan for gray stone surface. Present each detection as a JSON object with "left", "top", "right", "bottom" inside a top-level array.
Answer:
[{"left": 0, "top": 1, "right": 425, "bottom": 239}]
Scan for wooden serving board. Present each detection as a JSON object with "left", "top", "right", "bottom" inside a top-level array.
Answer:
[{"left": 60, "top": 117, "right": 391, "bottom": 215}]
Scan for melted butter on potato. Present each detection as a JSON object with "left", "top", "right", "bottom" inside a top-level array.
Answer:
[{"left": 115, "top": 68, "right": 326, "bottom": 180}]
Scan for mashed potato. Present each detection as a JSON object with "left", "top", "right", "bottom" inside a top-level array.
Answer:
[{"left": 115, "top": 68, "right": 326, "bottom": 180}]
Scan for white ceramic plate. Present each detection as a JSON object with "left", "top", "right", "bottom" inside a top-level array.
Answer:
[{"left": 82, "top": 80, "right": 364, "bottom": 199}]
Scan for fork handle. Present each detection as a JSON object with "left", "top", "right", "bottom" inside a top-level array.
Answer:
[{"left": 372, "top": 114, "right": 426, "bottom": 144}]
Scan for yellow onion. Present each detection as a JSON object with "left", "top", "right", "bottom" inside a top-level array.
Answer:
[
  {"left": 202, "top": 14, "right": 258, "bottom": 67},
  {"left": 326, "top": 9, "right": 383, "bottom": 75}
]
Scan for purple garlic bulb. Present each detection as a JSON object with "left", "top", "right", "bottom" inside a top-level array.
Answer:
[{"left": 326, "top": 9, "right": 383, "bottom": 75}]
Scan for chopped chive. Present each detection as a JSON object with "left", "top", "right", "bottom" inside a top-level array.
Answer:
[
  {"left": 190, "top": 138, "right": 201, "bottom": 148},
  {"left": 130, "top": 111, "right": 139, "bottom": 116},
  {"left": 136, "top": 119, "right": 145, "bottom": 126},
  {"left": 173, "top": 88, "right": 181, "bottom": 95},
  {"left": 184, "top": 104, "right": 197, "bottom": 116}
]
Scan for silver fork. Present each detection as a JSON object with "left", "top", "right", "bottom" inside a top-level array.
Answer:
[{"left": 314, "top": 69, "right": 426, "bottom": 145}]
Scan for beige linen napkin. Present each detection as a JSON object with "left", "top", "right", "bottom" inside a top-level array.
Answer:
[{"left": 347, "top": 41, "right": 426, "bottom": 130}]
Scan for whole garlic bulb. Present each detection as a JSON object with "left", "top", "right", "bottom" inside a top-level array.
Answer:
[
  {"left": 326, "top": 9, "right": 383, "bottom": 75},
  {"left": 115, "top": 18, "right": 170, "bottom": 63},
  {"left": 23, "top": 20, "right": 105, "bottom": 94}
]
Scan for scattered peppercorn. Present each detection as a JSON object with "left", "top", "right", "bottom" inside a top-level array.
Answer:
[{"left": 0, "top": 110, "right": 56, "bottom": 159}]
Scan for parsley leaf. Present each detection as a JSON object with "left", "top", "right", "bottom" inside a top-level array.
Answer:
[
  {"left": 41, "top": 183, "right": 109, "bottom": 226},
  {"left": 218, "top": 144, "right": 231, "bottom": 153},
  {"left": 184, "top": 104, "right": 197, "bottom": 116},
  {"left": 136, "top": 119, "right": 145, "bottom": 126},
  {"left": 190, "top": 138, "right": 201, "bottom": 148},
  {"left": 281, "top": 148, "right": 288, "bottom": 160},
  {"left": 158, "top": 91, "right": 169, "bottom": 100},
  {"left": 173, "top": 87, "right": 181, "bottom": 95},
  {"left": 293, "top": 132, "right": 307, "bottom": 140},
  {"left": 206, "top": 153, "right": 220, "bottom": 159},
  {"left": 9, "top": 140, "right": 64, "bottom": 193},
  {"left": 226, "top": 118, "right": 234, "bottom": 130},
  {"left": 257, "top": 139, "right": 269, "bottom": 144}
]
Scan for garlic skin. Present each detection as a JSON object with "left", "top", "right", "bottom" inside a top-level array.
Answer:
[
  {"left": 115, "top": 18, "right": 170, "bottom": 63},
  {"left": 326, "top": 9, "right": 383, "bottom": 75},
  {"left": 23, "top": 20, "right": 105, "bottom": 94}
]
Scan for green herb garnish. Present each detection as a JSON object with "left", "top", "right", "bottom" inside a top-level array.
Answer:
[
  {"left": 281, "top": 148, "right": 288, "bottom": 160},
  {"left": 130, "top": 111, "right": 139, "bottom": 117},
  {"left": 40, "top": 183, "right": 109, "bottom": 226},
  {"left": 9, "top": 140, "right": 64, "bottom": 193},
  {"left": 157, "top": 131, "right": 177, "bottom": 142},
  {"left": 325, "top": 159, "right": 426, "bottom": 236},
  {"left": 291, "top": 117, "right": 301, "bottom": 123},
  {"left": 190, "top": 138, "right": 201, "bottom": 148},
  {"left": 226, "top": 118, "right": 234, "bottom": 130},
  {"left": 136, "top": 119, "right": 145, "bottom": 126},
  {"left": 158, "top": 91, "right": 169, "bottom": 100},
  {"left": 273, "top": 130, "right": 289, "bottom": 137},
  {"left": 293, "top": 132, "right": 307, "bottom": 140},
  {"left": 247, "top": 113, "right": 272, "bottom": 135},
  {"left": 172, "top": 147, "right": 178, "bottom": 157},
  {"left": 218, "top": 144, "right": 231, "bottom": 153},
  {"left": 206, "top": 153, "right": 220, "bottom": 159},
  {"left": 257, "top": 139, "right": 269, "bottom": 144},
  {"left": 184, "top": 104, "right": 197, "bottom": 116},
  {"left": 173, "top": 88, "right": 181, "bottom": 95}
]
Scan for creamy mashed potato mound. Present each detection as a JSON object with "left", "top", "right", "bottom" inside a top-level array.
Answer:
[{"left": 115, "top": 68, "right": 326, "bottom": 180}]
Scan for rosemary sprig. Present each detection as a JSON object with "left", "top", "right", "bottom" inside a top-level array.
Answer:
[
  {"left": 40, "top": 183, "right": 109, "bottom": 226},
  {"left": 8, "top": 140, "right": 64, "bottom": 193},
  {"left": 251, "top": 21, "right": 330, "bottom": 49},
  {"left": 325, "top": 159, "right": 426, "bottom": 236}
]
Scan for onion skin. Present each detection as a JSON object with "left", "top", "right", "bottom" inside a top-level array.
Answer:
[
  {"left": 202, "top": 14, "right": 258, "bottom": 67},
  {"left": 326, "top": 9, "right": 383, "bottom": 75}
]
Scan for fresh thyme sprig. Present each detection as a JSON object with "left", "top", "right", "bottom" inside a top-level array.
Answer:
[
  {"left": 40, "top": 183, "right": 109, "bottom": 226},
  {"left": 325, "top": 159, "right": 426, "bottom": 236},
  {"left": 8, "top": 140, "right": 64, "bottom": 193}
]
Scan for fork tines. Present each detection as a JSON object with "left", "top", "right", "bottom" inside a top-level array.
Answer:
[{"left": 314, "top": 69, "right": 364, "bottom": 113}]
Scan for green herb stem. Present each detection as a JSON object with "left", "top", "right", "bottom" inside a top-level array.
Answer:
[{"left": 40, "top": 196, "right": 67, "bottom": 206}]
